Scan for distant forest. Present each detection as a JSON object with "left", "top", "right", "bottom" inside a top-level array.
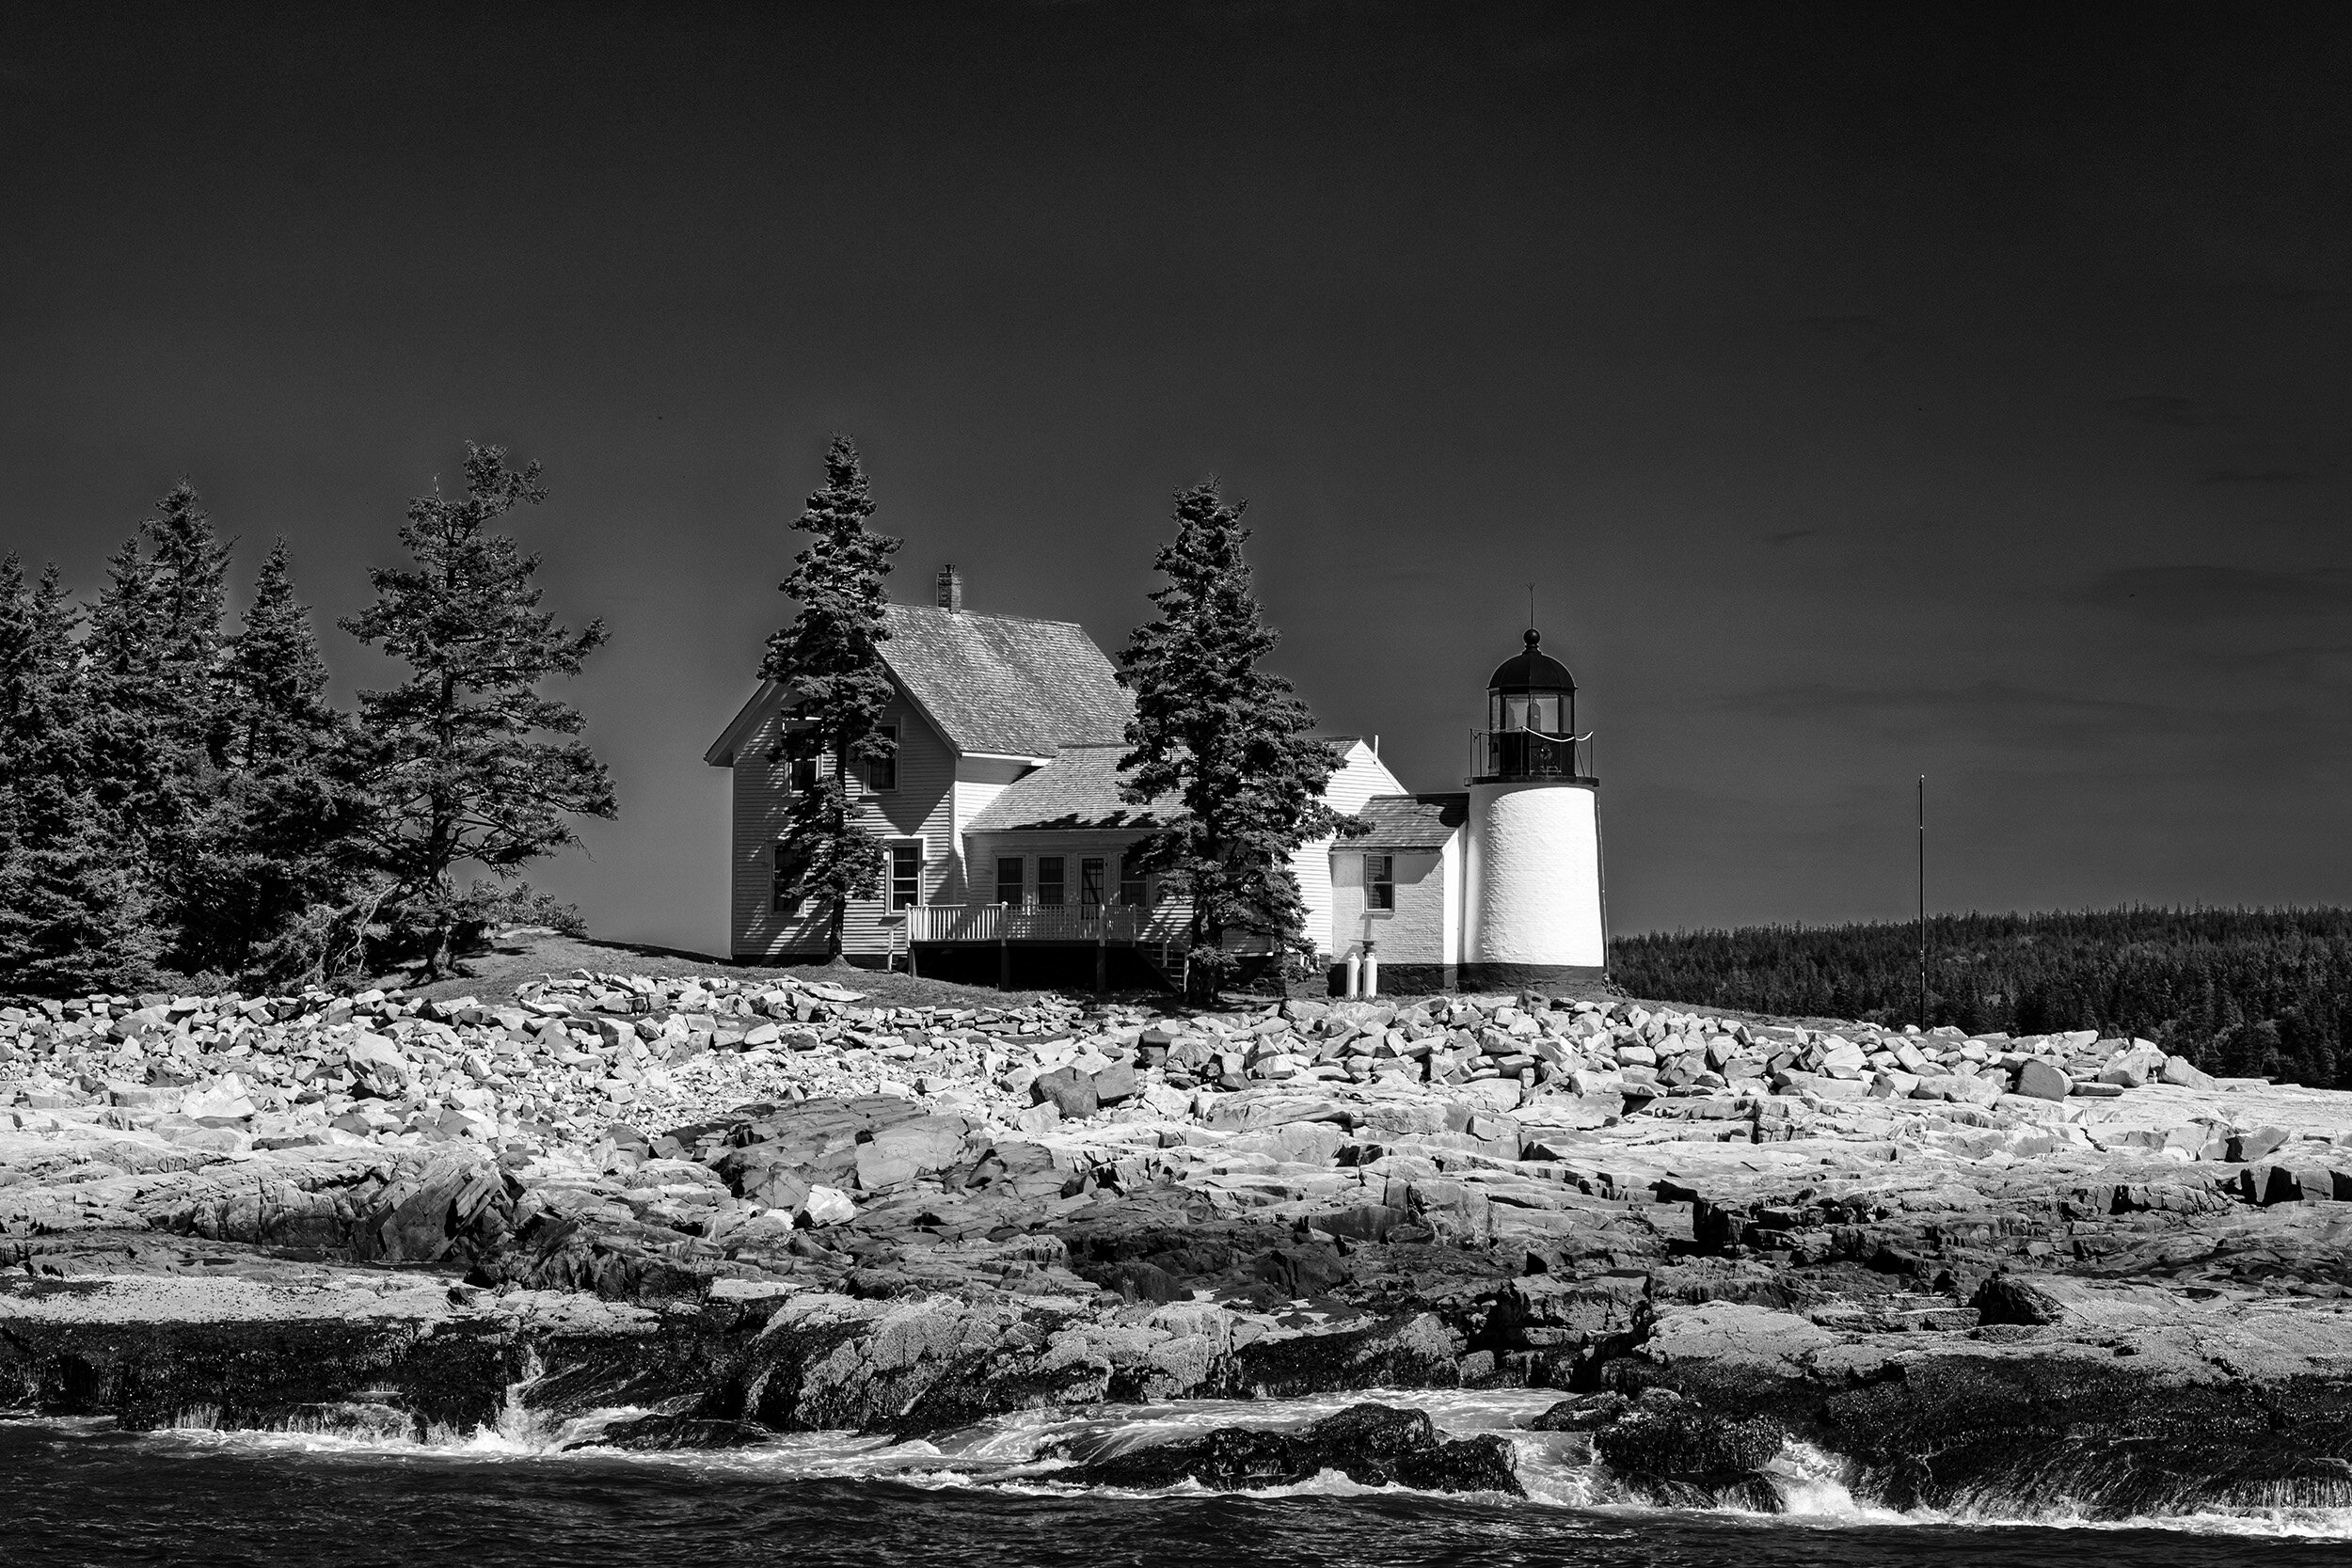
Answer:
[{"left": 1610, "top": 907, "right": 2352, "bottom": 1090}]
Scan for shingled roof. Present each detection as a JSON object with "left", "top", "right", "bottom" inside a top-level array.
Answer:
[
  {"left": 706, "top": 601, "right": 1132, "bottom": 766},
  {"left": 965, "top": 744, "right": 1173, "bottom": 832},
  {"left": 1348, "top": 793, "right": 1469, "bottom": 850},
  {"left": 879, "top": 603, "right": 1131, "bottom": 758}
]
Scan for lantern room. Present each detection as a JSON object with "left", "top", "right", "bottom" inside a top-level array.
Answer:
[{"left": 1472, "top": 628, "right": 1591, "bottom": 783}]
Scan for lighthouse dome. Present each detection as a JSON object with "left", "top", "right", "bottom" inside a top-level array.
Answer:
[
  {"left": 1487, "top": 627, "right": 1575, "bottom": 692},
  {"left": 1479, "top": 627, "right": 1586, "bottom": 772}
]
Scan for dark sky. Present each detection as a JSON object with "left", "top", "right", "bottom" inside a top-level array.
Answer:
[{"left": 5, "top": 3, "right": 2348, "bottom": 952}]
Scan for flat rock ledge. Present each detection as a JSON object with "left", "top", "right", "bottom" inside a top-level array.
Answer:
[{"left": 7, "top": 974, "right": 2352, "bottom": 1515}]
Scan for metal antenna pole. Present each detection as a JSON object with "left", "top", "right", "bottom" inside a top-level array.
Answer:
[{"left": 1917, "top": 774, "right": 1927, "bottom": 1030}]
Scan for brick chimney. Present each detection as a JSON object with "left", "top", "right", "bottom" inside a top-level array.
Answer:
[{"left": 935, "top": 563, "right": 963, "bottom": 611}]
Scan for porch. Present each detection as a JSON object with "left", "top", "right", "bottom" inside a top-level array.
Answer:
[{"left": 898, "top": 901, "right": 1275, "bottom": 991}]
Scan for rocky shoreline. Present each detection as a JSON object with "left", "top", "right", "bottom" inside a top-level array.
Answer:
[{"left": 6, "top": 968, "right": 2351, "bottom": 1513}]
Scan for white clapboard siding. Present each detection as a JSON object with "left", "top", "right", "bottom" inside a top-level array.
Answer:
[
  {"left": 1293, "top": 739, "right": 1406, "bottom": 958},
  {"left": 730, "top": 689, "right": 958, "bottom": 958}
]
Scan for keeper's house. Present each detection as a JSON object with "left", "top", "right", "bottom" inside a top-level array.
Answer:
[{"left": 706, "top": 567, "right": 1607, "bottom": 993}]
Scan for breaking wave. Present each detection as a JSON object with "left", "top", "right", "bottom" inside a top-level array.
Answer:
[{"left": 40, "top": 1386, "right": 2352, "bottom": 1542}]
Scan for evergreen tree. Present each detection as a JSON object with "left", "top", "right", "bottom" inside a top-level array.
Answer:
[
  {"left": 341, "top": 445, "right": 615, "bottom": 979},
  {"left": 1609, "top": 907, "right": 2352, "bottom": 1089},
  {"left": 1116, "top": 479, "right": 1355, "bottom": 1003},
  {"left": 79, "top": 483, "right": 238, "bottom": 976},
  {"left": 185, "top": 540, "right": 365, "bottom": 981},
  {"left": 0, "top": 557, "right": 159, "bottom": 992},
  {"left": 759, "top": 436, "right": 901, "bottom": 961},
  {"left": 226, "top": 539, "right": 341, "bottom": 768}
]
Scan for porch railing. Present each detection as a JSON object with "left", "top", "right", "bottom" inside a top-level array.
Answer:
[
  {"left": 907, "top": 902, "right": 1182, "bottom": 945},
  {"left": 907, "top": 901, "right": 1276, "bottom": 954}
]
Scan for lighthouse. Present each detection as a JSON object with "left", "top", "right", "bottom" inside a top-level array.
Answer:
[{"left": 1461, "top": 627, "right": 1608, "bottom": 988}]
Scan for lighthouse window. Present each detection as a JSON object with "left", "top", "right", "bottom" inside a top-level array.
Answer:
[
  {"left": 1366, "top": 854, "right": 1395, "bottom": 911},
  {"left": 1498, "top": 694, "right": 1563, "bottom": 734},
  {"left": 1505, "top": 695, "right": 1562, "bottom": 733}
]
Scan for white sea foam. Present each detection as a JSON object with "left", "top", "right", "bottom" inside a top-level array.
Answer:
[{"left": 43, "top": 1391, "right": 2352, "bottom": 1539}]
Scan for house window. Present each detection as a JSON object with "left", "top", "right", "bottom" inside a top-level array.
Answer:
[
  {"left": 889, "top": 843, "right": 921, "bottom": 910},
  {"left": 1036, "top": 855, "right": 1065, "bottom": 907},
  {"left": 1366, "top": 853, "right": 1395, "bottom": 911},
  {"left": 866, "top": 725, "right": 898, "bottom": 792},
  {"left": 1117, "top": 859, "right": 1147, "bottom": 907},
  {"left": 789, "top": 752, "right": 818, "bottom": 791},
  {"left": 772, "top": 841, "right": 807, "bottom": 915},
  {"left": 995, "top": 856, "right": 1025, "bottom": 906},
  {"left": 1080, "top": 857, "right": 1105, "bottom": 911}
]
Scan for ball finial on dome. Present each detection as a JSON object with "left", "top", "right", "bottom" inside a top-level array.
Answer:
[{"left": 1488, "top": 626, "right": 1575, "bottom": 692}]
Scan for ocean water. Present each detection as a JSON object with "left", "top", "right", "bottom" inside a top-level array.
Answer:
[{"left": 8, "top": 1389, "right": 2350, "bottom": 1568}]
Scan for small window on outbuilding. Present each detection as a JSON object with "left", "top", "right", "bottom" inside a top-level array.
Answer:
[
  {"left": 996, "top": 856, "right": 1025, "bottom": 906},
  {"left": 1036, "top": 856, "right": 1065, "bottom": 907},
  {"left": 1117, "top": 859, "right": 1147, "bottom": 907},
  {"left": 1365, "top": 853, "right": 1395, "bottom": 911}
]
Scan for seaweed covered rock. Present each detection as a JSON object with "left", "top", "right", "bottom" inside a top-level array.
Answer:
[
  {"left": 580, "top": 1413, "right": 771, "bottom": 1450},
  {"left": 1527, "top": 1392, "right": 1628, "bottom": 1432},
  {"left": 1593, "top": 1400, "right": 1787, "bottom": 1511},
  {"left": 1068, "top": 1401, "right": 1521, "bottom": 1496}
]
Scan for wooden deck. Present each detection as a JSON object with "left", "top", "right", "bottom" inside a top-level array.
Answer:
[{"left": 900, "top": 902, "right": 1273, "bottom": 990}]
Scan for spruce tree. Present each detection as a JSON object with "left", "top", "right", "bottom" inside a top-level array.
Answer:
[
  {"left": 0, "top": 557, "right": 160, "bottom": 992},
  {"left": 87, "top": 483, "right": 233, "bottom": 750},
  {"left": 188, "top": 540, "right": 365, "bottom": 981},
  {"left": 227, "top": 540, "right": 340, "bottom": 767},
  {"left": 341, "top": 445, "right": 615, "bottom": 979},
  {"left": 81, "top": 483, "right": 235, "bottom": 976},
  {"left": 759, "top": 436, "right": 901, "bottom": 961},
  {"left": 1116, "top": 479, "right": 1355, "bottom": 1003}
]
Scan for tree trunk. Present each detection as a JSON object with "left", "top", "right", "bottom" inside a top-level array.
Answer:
[
  {"left": 1189, "top": 908, "right": 1218, "bottom": 1006},
  {"left": 421, "top": 918, "right": 452, "bottom": 983},
  {"left": 827, "top": 896, "right": 846, "bottom": 962}
]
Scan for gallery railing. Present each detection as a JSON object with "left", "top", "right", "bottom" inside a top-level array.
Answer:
[{"left": 1470, "top": 728, "right": 1594, "bottom": 783}]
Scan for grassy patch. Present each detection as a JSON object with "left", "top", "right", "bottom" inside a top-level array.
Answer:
[{"left": 384, "top": 933, "right": 1065, "bottom": 1011}]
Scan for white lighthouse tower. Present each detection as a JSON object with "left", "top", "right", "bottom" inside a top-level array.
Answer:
[{"left": 1461, "top": 628, "right": 1607, "bottom": 989}]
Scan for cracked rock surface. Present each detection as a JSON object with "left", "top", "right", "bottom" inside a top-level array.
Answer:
[{"left": 6, "top": 969, "right": 2351, "bottom": 1513}]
